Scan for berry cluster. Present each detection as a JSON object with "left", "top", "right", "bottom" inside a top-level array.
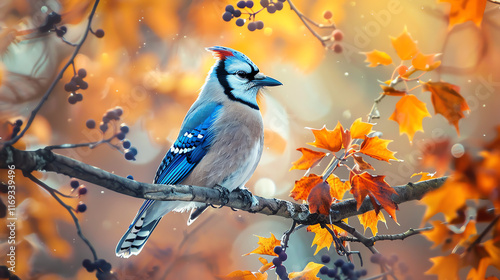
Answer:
[
  {"left": 10, "top": 119, "right": 23, "bottom": 138},
  {"left": 272, "top": 246, "right": 289, "bottom": 280},
  {"left": 319, "top": 256, "right": 367, "bottom": 280},
  {"left": 70, "top": 179, "right": 88, "bottom": 213},
  {"left": 64, "top": 69, "right": 88, "bottom": 104},
  {"left": 82, "top": 258, "right": 113, "bottom": 280},
  {"left": 86, "top": 107, "right": 139, "bottom": 161},
  {"left": 222, "top": 0, "right": 286, "bottom": 32},
  {"left": 370, "top": 253, "right": 410, "bottom": 279}
]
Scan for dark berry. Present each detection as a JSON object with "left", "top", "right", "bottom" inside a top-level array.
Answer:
[
  {"left": 68, "top": 94, "right": 77, "bottom": 104},
  {"left": 236, "top": 18, "right": 245, "bottom": 27},
  {"left": 267, "top": 5, "right": 276, "bottom": 13},
  {"left": 125, "top": 150, "right": 135, "bottom": 160},
  {"left": 274, "top": 246, "right": 283, "bottom": 254},
  {"left": 272, "top": 257, "right": 282, "bottom": 266},
  {"left": 278, "top": 251, "right": 287, "bottom": 261},
  {"left": 79, "top": 81, "right": 88, "bottom": 90},
  {"left": 102, "top": 116, "right": 111, "bottom": 124},
  {"left": 360, "top": 269, "right": 367, "bottom": 276},
  {"left": 95, "top": 259, "right": 106, "bottom": 268},
  {"left": 275, "top": 2, "right": 283, "bottom": 10},
  {"left": 334, "top": 259, "right": 344, "bottom": 267},
  {"left": 233, "top": 9, "right": 242, "bottom": 17},
  {"left": 225, "top": 4, "right": 235, "bottom": 12},
  {"left": 388, "top": 254, "right": 399, "bottom": 265},
  {"left": 247, "top": 22, "right": 257, "bottom": 31},
  {"left": 77, "top": 202, "right": 87, "bottom": 213},
  {"left": 15, "top": 119, "right": 23, "bottom": 127},
  {"left": 106, "top": 110, "right": 119, "bottom": 120},
  {"left": 82, "top": 259, "right": 95, "bottom": 272},
  {"left": 321, "top": 254, "right": 331, "bottom": 264},
  {"left": 129, "top": 147, "right": 138, "bottom": 156},
  {"left": 122, "top": 139, "right": 131, "bottom": 149},
  {"left": 56, "top": 28, "right": 66, "bottom": 37},
  {"left": 237, "top": 0, "right": 246, "bottom": 8},
  {"left": 275, "top": 265, "right": 286, "bottom": 277},
  {"left": 114, "top": 107, "right": 123, "bottom": 116},
  {"left": 332, "top": 30, "right": 343, "bottom": 41},
  {"left": 331, "top": 43, "right": 343, "bottom": 53},
  {"left": 48, "top": 12, "right": 62, "bottom": 24},
  {"left": 341, "top": 263, "right": 353, "bottom": 275},
  {"left": 86, "top": 119, "right": 96, "bottom": 129},
  {"left": 319, "top": 266, "right": 329, "bottom": 275},
  {"left": 255, "top": 21, "right": 264, "bottom": 30},
  {"left": 99, "top": 122, "right": 108, "bottom": 133},
  {"left": 222, "top": 11, "right": 233, "bottom": 22},
  {"left": 323, "top": 10, "right": 333, "bottom": 20},
  {"left": 78, "top": 68, "right": 87, "bottom": 78},
  {"left": 370, "top": 253, "right": 383, "bottom": 264},
  {"left": 74, "top": 93, "right": 83, "bottom": 101},
  {"left": 260, "top": 0, "right": 269, "bottom": 7},
  {"left": 246, "top": 1, "right": 254, "bottom": 8},
  {"left": 70, "top": 180, "right": 80, "bottom": 189},
  {"left": 95, "top": 29, "right": 105, "bottom": 38},
  {"left": 78, "top": 186, "right": 88, "bottom": 195},
  {"left": 116, "top": 132, "right": 126, "bottom": 140},
  {"left": 327, "top": 268, "right": 337, "bottom": 278},
  {"left": 120, "top": 124, "right": 129, "bottom": 133},
  {"left": 72, "top": 75, "right": 83, "bottom": 85},
  {"left": 101, "top": 261, "right": 112, "bottom": 272},
  {"left": 64, "top": 81, "right": 77, "bottom": 92},
  {"left": 126, "top": 175, "right": 134, "bottom": 180}
]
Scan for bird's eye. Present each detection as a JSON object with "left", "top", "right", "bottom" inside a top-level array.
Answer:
[{"left": 236, "top": 71, "right": 247, "bottom": 79}]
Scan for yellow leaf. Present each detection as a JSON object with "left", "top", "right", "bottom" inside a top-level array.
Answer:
[
  {"left": 243, "top": 233, "right": 281, "bottom": 256},
  {"left": 358, "top": 210, "right": 386, "bottom": 236},
  {"left": 350, "top": 118, "right": 374, "bottom": 139},
  {"left": 288, "top": 262, "right": 323, "bottom": 280},
  {"left": 422, "top": 220, "right": 476, "bottom": 251},
  {"left": 359, "top": 136, "right": 399, "bottom": 162},
  {"left": 390, "top": 28, "right": 419, "bottom": 60},
  {"left": 307, "top": 123, "right": 343, "bottom": 153},
  {"left": 218, "top": 270, "right": 268, "bottom": 280},
  {"left": 362, "top": 50, "right": 393, "bottom": 67},
  {"left": 389, "top": 94, "right": 431, "bottom": 142},
  {"left": 412, "top": 53, "right": 441, "bottom": 71},
  {"left": 307, "top": 223, "right": 347, "bottom": 255},
  {"left": 425, "top": 254, "right": 461, "bottom": 280},
  {"left": 326, "top": 174, "right": 351, "bottom": 200},
  {"left": 290, "top": 148, "right": 327, "bottom": 171},
  {"left": 439, "top": 0, "right": 487, "bottom": 29}
]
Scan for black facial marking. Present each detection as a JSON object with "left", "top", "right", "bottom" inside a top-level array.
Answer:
[{"left": 215, "top": 60, "right": 259, "bottom": 110}]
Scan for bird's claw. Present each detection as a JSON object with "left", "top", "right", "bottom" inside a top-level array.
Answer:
[
  {"left": 214, "top": 184, "right": 230, "bottom": 207},
  {"left": 232, "top": 187, "right": 256, "bottom": 207}
]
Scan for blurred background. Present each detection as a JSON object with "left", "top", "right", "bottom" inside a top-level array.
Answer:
[{"left": 1, "top": 0, "right": 500, "bottom": 279}]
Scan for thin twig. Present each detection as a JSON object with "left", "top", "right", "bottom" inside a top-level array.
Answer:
[
  {"left": 25, "top": 172, "right": 98, "bottom": 261},
  {"left": 1, "top": 0, "right": 101, "bottom": 147},
  {"left": 340, "top": 227, "right": 433, "bottom": 243},
  {"left": 287, "top": 0, "right": 335, "bottom": 47},
  {"left": 466, "top": 215, "right": 500, "bottom": 252}
]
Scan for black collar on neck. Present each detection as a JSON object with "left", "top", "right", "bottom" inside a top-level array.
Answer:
[{"left": 215, "top": 60, "right": 259, "bottom": 110}]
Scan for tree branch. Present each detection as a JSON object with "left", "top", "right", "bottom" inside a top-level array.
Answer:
[
  {"left": 0, "top": 146, "right": 447, "bottom": 225},
  {"left": 340, "top": 227, "right": 433, "bottom": 244}
]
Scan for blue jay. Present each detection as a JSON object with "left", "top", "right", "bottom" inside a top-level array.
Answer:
[{"left": 116, "top": 46, "right": 282, "bottom": 258}]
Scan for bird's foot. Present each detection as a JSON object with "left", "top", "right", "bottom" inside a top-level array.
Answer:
[
  {"left": 232, "top": 186, "right": 258, "bottom": 207},
  {"left": 214, "top": 184, "right": 230, "bottom": 208}
]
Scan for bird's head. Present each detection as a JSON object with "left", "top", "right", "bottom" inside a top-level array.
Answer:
[{"left": 205, "top": 46, "right": 282, "bottom": 110}]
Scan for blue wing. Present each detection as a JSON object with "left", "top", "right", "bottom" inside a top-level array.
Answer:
[{"left": 154, "top": 104, "right": 222, "bottom": 185}]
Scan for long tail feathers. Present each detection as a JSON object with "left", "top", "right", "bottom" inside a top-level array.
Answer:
[
  {"left": 116, "top": 200, "right": 161, "bottom": 258},
  {"left": 187, "top": 204, "right": 209, "bottom": 226}
]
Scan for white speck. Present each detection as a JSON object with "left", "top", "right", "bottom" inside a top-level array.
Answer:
[
  {"left": 187, "top": 134, "right": 193, "bottom": 138},
  {"left": 451, "top": 143, "right": 465, "bottom": 158},
  {"left": 484, "top": 134, "right": 486, "bottom": 137},
  {"left": 41, "top": 6, "right": 48, "bottom": 12},
  {"left": 254, "top": 178, "right": 276, "bottom": 197},
  {"left": 101, "top": 191, "right": 104, "bottom": 193},
  {"left": 197, "top": 134, "right": 203, "bottom": 139},
  {"left": 344, "top": 72, "right": 349, "bottom": 76},
  {"left": 184, "top": 132, "right": 188, "bottom": 137},
  {"left": 343, "top": 110, "right": 351, "bottom": 119},
  {"left": 483, "top": 104, "right": 486, "bottom": 107}
]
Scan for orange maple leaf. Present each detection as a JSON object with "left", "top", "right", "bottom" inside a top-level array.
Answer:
[
  {"left": 380, "top": 85, "right": 406, "bottom": 96},
  {"left": 362, "top": 50, "right": 393, "bottom": 67},
  {"left": 484, "top": 240, "right": 500, "bottom": 270},
  {"left": 353, "top": 154, "right": 375, "bottom": 172},
  {"left": 467, "top": 257, "right": 491, "bottom": 280},
  {"left": 359, "top": 136, "right": 399, "bottom": 162},
  {"left": 290, "top": 174, "right": 323, "bottom": 201},
  {"left": 307, "top": 123, "right": 343, "bottom": 153},
  {"left": 422, "top": 220, "right": 477, "bottom": 251},
  {"left": 390, "top": 28, "right": 419, "bottom": 60},
  {"left": 350, "top": 118, "right": 374, "bottom": 139},
  {"left": 389, "top": 94, "right": 431, "bottom": 142},
  {"left": 350, "top": 172, "right": 398, "bottom": 222},
  {"left": 307, "top": 181, "right": 333, "bottom": 215},
  {"left": 412, "top": 53, "right": 441, "bottom": 71},
  {"left": 243, "top": 233, "right": 281, "bottom": 256},
  {"left": 307, "top": 223, "right": 346, "bottom": 255},
  {"left": 257, "top": 257, "right": 273, "bottom": 273},
  {"left": 290, "top": 148, "right": 327, "bottom": 171},
  {"left": 422, "top": 81, "right": 470, "bottom": 134},
  {"left": 326, "top": 174, "right": 351, "bottom": 200},
  {"left": 439, "top": 0, "right": 487, "bottom": 29},
  {"left": 217, "top": 270, "right": 268, "bottom": 280},
  {"left": 287, "top": 262, "right": 323, "bottom": 280},
  {"left": 425, "top": 254, "right": 461, "bottom": 280},
  {"left": 358, "top": 210, "right": 387, "bottom": 236},
  {"left": 411, "top": 172, "right": 435, "bottom": 182}
]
